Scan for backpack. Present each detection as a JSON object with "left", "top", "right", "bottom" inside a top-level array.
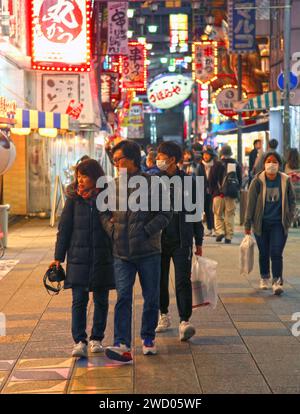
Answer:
[{"left": 220, "top": 162, "right": 240, "bottom": 199}]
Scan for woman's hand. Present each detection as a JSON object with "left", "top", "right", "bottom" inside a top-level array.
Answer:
[{"left": 49, "top": 260, "right": 61, "bottom": 269}]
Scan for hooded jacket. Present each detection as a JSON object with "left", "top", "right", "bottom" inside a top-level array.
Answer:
[
  {"left": 244, "top": 171, "right": 296, "bottom": 236},
  {"left": 54, "top": 184, "right": 115, "bottom": 291}
]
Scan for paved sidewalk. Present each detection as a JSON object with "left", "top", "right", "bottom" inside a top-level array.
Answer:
[{"left": 0, "top": 218, "right": 300, "bottom": 394}]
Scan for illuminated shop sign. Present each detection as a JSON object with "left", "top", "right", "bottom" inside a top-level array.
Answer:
[
  {"left": 147, "top": 74, "right": 193, "bottom": 109},
  {"left": 169, "top": 14, "right": 188, "bottom": 53},
  {"left": 192, "top": 41, "right": 218, "bottom": 85},
  {"left": 120, "top": 42, "right": 147, "bottom": 92},
  {"left": 31, "top": 0, "right": 91, "bottom": 72}
]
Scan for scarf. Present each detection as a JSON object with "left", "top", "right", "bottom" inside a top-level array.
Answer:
[
  {"left": 202, "top": 160, "right": 214, "bottom": 179},
  {"left": 77, "top": 186, "right": 100, "bottom": 200}
]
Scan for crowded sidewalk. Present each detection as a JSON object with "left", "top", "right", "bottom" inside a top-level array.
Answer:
[{"left": 0, "top": 217, "right": 300, "bottom": 394}]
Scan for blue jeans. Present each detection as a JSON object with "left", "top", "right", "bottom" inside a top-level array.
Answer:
[
  {"left": 113, "top": 254, "right": 161, "bottom": 348},
  {"left": 72, "top": 286, "right": 109, "bottom": 344},
  {"left": 254, "top": 222, "right": 288, "bottom": 283}
]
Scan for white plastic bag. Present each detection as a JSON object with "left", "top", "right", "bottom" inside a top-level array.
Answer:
[
  {"left": 191, "top": 256, "right": 218, "bottom": 309},
  {"left": 240, "top": 235, "right": 255, "bottom": 275}
]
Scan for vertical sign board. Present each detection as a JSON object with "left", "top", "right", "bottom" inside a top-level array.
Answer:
[
  {"left": 120, "top": 42, "right": 147, "bottom": 92},
  {"left": 228, "top": 0, "right": 256, "bottom": 53},
  {"left": 192, "top": 41, "right": 218, "bottom": 85},
  {"left": 107, "top": 1, "right": 128, "bottom": 56},
  {"left": 31, "top": 0, "right": 91, "bottom": 71}
]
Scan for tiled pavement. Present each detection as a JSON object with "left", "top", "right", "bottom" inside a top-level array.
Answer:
[{"left": 0, "top": 218, "right": 300, "bottom": 394}]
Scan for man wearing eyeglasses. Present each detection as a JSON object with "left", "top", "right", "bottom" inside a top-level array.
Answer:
[{"left": 101, "top": 140, "right": 172, "bottom": 362}]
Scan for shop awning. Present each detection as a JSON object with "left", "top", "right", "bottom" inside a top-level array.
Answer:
[
  {"left": 14, "top": 109, "right": 69, "bottom": 130},
  {"left": 216, "top": 118, "right": 269, "bottom": 135},
  {"left": 234, "top": 91, "right": 283, "bottom": 112}
]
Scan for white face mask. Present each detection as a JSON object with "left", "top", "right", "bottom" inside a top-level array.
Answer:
[
  {"left": 156, "top": 160, "right": 169, "bottom": 171},
  {"left": 265, "top": 162, "right": 279, "bottom": 175}
]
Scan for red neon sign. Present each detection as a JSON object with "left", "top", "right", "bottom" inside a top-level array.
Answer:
[{"left": 31, "top": 0, "right": 91, "bottom": 72}]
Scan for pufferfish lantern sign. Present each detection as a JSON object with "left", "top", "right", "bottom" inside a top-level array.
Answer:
[{"left": 147, "top": 74, "right": 193, "bottom": 109}]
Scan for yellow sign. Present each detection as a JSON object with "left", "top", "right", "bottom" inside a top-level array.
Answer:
[{"left": 0, "top": 97, "right": 17, "bottom": 117}]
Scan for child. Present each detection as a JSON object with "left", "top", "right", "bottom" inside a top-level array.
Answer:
[{"left": 49, "top": 159, "right": 114, "bottom": 358}]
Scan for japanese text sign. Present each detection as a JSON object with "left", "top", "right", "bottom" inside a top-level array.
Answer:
[
  {"left": 228, "top": 0, "right": 256, "bottom": 53},
  {"left": 120, "top": 42, "right": 147, "bottom": 92},
  {"left": 107, "top": 1, "right": 128, "bottom": 55},
  {"left": 31, "top": 0, "right": 91, "bottom": 71},
  {"left": 42, "top": 74, "right": 80, "bottom": 113},
  {"left": 147, "top": 74, "right": 193, "bottom": 109},
  {"left": 192, "top": 41, "right": 218, "bottom": 85}
]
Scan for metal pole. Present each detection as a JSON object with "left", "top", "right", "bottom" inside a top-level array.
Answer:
[
  {"left": 237, "top": 53, "right": 243, "bottom": 164},
  {"left": 283, "top": 0, "right": 291, "bottom": 159}
]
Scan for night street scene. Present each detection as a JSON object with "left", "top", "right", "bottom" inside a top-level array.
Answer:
[{"left": 1, "top": 0, "right": 300, "bottom": 405}]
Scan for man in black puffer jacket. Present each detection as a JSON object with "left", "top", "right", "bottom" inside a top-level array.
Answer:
[
  {"left": 100, "top": 140, "right": 172, "bottom": 362},
  {"left": 155, "top": 142, "right": 204, "bottom": 342}
]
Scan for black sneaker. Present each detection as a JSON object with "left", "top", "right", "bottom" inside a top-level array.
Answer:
[
  {"left": 224, "top": 239, "right": 232, "bottom": 244},
  {"left": 216, "top": 235, "right": 224, "bottom": 242}
]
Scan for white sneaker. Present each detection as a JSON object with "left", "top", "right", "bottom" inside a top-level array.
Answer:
[
  {"left": 72, "top": 341, "right": 88, "bottom": 358},
  {"left": 260, "top": 279, "right": 270, "bottom": 290},
  {"left": 179, "top": 321, "right": 196, "bottom": 341},
  {"left": 142, "top": 339, "right": 157, "bottom": 356},
  {"left": 90, "top": 340, "right": 104, "bottom": 353},
  {"left": 273, "top": 281, "right": 284, "bottom": 296},
  {"left": 205, "top": 230, "right": 213, "bottom": 237},
  {"left": 155, "top": 313, "right": 171, "bottom": 333}
]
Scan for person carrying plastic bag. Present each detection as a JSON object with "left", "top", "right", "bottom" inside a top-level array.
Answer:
[
  {"left": 191, "top": 256, "right": 218, "bottom": 309},
  {"left": 239, "top": 234, "right": 255, "bottom": 275}
]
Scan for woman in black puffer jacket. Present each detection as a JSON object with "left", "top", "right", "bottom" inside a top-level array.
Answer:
[{"left": 49, "top": 159, "right": 114, "bottom": 358}]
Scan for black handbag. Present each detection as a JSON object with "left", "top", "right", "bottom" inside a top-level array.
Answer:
[{"left": 43, "top": 265, "right": 66, "bottom": 295}]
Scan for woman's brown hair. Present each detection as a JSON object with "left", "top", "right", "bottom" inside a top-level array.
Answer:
[{"left": 75, "top": 159, "right": 105, "bottom": 186}]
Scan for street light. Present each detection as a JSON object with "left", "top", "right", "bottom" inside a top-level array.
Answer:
[
  {"left": 127, "top": 9, "right": 135, "bottom": 19},
  {"left": 150, "top": 2, "right": 159, "bottom": 13},
  {"left": 137, "top": 16, "right": 146, "bottom": 25},
  {"left": 148, "top": 24, "right": 158, "bottom": 33},
  {"left": 192, "top": 1, "right": 201, "bottom": 9}
]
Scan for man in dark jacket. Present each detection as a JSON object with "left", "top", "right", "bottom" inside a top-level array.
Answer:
[
  {"left": 210, "top": 145, "right": 242, "bottom": 244},
  {"left": 248, "top": 139, "right": 262, "bottom": 183},
  {"left": 195, "top": 146, "right": 217, "bottom": 236},
  {"left": 155, "top": 141, "right": 204, "bottom": 341},
  {"left": 101, "top": 140, "right": 172, "bottom": 362}
]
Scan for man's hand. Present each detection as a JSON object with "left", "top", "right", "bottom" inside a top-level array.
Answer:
[{"left": 195, "top": 245, "right": 202, "bottom": 256}]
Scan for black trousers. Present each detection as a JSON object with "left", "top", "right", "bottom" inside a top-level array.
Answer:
[
  {"left": 160, "top": 245, "right": 193, "bottom": 322},
  {"left": 204, "top": 193, "right": 214, "bottom": 230}
]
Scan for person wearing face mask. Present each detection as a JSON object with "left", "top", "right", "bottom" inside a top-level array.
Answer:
[
  {"left": 155, "top": 142, "right": 204, "bottom": 340},
  {"left": 195, "top": 146, "right": 217, "bottom": 236},
  {"left": 244, "top": 152, "right": 296, "bottom": 295}
]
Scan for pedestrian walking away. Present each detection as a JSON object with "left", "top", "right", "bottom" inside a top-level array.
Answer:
[
  {"left": 50, "top": 159, "right": 115, "bottom": 359},
  {"left": 244, "top": 152, "right": 296, "bottom": 295},
  {"left": 101, "top": 140, "right": 172, "bottom": 363},
  {"left": 210, "top": 145, "right": 242, "bottom": 244},
  {"left": 155, "top": 141, "right": 204, "bottom": 342}
]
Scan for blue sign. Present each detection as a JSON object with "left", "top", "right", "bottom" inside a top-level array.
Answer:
[
  {"left": 277, "top": 71, "right": 298, "bottom": 91},
  {"left": 228, "top": 0, "right": 256, "bottom": 53}
]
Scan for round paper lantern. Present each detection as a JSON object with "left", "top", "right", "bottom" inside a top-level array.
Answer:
[{"left": 0, "top": 130, "right": 16, "bottom": 175}]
